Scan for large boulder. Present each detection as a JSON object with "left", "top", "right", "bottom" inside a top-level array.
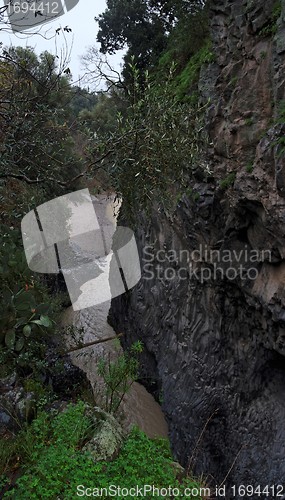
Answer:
[{"left": 83, "top": 406, "right": 124, "bottom": 462}]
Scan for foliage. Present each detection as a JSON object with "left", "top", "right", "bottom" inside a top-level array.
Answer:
[
  {"left": 82, "top": 2, "right": 212, "bottom": 210},
  {"left": 96, "top": 0, "right": 165, "bottom": 83},
  {"left": 98, "top": 341, "right": 143, "bottom": 414},
  {"left": 0, "top": 46, "right": 90, "bottom": 378},
  {"left": 258, "top": 1, "right": 281, "bottom": 36},
  {"left": 0, "top": 46, "right": 84, "bottom": 199},
  {"left": 79, "top": 89, "right": 127, "bottom": 138},
  {"left": 273, "top": 135, "right": 285, "bottom": 157},
  {"left": 229, "top": 75, "right": 239, "bottom": 87},
  {"left": 173, "top": 41, "right": 214, "bottom": 102},
  {"left": 68, "top": 86, "right": 99, "bottom": 120},
  {"left": 1, "top": 402, "right": 203, "bottom": 499},
  {"left": 219, "top": 172, "right": 236, "bottom": 190},
  {"left": 0, "top": 402, "right": 93, "bottom": 483},
  {"left": 0, "top": 226, "right": 62, "bottom": 377},
  {"left": 245, "top": 116, "right": 254, "bottom": 126},
  {"left": 87, "top": 62, "right": 208, "bottom": 217},
  {"left": 96, "top": 0, "right": 206, "bottom": 79},
  {"left": 157, "top": 5, "right": 210, "bottom": 74},
  {"left": 246, "top": 163, "right": 254, "bottom": 173},
  {"left": 275, "top": 99, "right": 285, "bottom": 124}
]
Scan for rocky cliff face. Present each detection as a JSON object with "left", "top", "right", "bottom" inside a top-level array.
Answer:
[{"left": 110, "top": 0, "right": 285, "bottom": 493}]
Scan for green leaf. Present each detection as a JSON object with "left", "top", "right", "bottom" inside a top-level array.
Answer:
[
  {"left": 2, "top": 289, "right": 12, "bottom": 304},
  {"left": 15, "top": 337, "right": 25, "bottom": 352},
  {"left": 35, "top": 303, "right": 50, "bottom": 315},
  {"left": 39, "top": 315, "right": 52, "bottom": 328},
  {"left": 8, "top": 260, "right": 17, "bottom": 267},
  {"left": 15, "top": 302, "right": 32, "bottom": 313},
  {"left": 23, "top": 324, "right": 32, "bottom": 337},
  {"left": 5, "top": 329, "right": 15, "bottom": 349},
  {"left": 15, "top": 317, "right": 28, "bottom": 328},
  {"left": 14, "top": 290, "right": 36, "bottom": 312}
]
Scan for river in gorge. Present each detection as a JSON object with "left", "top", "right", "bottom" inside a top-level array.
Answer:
[{"left": 61, "top": 192, "right": 168, "bottom": 438}]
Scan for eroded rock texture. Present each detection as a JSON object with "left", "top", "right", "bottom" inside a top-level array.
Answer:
[{"left": 111, "top": 0, "right": 285, "bottom": 494}]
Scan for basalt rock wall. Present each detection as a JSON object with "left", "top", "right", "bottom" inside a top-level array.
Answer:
[{"left": 110, "top": 0, "right": 285, "bottom": 493}]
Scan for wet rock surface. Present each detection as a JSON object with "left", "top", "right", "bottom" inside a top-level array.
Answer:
[
  {"left": 110, "top": 0, "right": 285, "bottom": 494},
  {"left": 83, "top": 406, "right": 124, "bottom": 462}
]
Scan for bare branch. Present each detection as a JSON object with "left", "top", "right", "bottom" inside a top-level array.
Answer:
[
  {"left": 65, "top": 333, "right": 123, "bottom": 354},
  {"left": 0, "top": 172, "right": 44, "bottom": 184},
  {"left": 81, "top": 47, "right": 126, "bottom": 92}
]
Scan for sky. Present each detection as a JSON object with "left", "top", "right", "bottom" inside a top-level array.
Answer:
[{"left": 0, "top": 0, "right": 124, "bottom": 88}]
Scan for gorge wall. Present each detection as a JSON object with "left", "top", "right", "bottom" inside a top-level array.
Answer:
[{"left": 110, "top": 0, "right": 285, "bottom": 494}]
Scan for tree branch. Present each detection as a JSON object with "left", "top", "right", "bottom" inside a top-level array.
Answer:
[
  {"left": 0, "top": 172, "right": 44, "bottom": 184},
  {"left": 65, "top": 333, "right": 123, "bottom": 354}
]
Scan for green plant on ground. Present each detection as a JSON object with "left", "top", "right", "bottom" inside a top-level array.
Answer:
[
  {"left": 220, "top": 172, "right": 236, "bottom": 190},
  {"left": 229, "top": 75, "right": 239, "bottom": 87},
  {"left": 1, "top": 402, "right": 204, "bottom": 499},
  {"left": 258, "top": 129, "right": 268, "bottom": 141},
  {"left": 174, "top": 41, "right": 215, "bottom": 102},
  {"left": 259, "top": 1, "right": 281, "bottom": 37},
  {"left": 245, "top": 116, "right": 254, "bottom": 126},
  {"left": 21, "top": 378, "right": 55, "bottom": 413},
  {"left": 98, "top": 341, "right": 143, "bottom": 414},
  {"left": 246, "top": 163, "right": 254, "bottom": 173}
]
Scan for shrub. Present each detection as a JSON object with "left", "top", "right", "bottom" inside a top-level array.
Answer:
[
  {"left": 98, "top": 341, "right": 143, "bottom": 414},
  {"left": 158, "top": 6, "right": 210, "bottom": 72},
  {"left": 88, "top": 62, "right": 209, "bottom": 217},
  {"left": 0, "top": 226, "right": 63, "bottom": 378},
  {"left": 246, "top": 163, "right": 254, "bottom": 173},
  {"left": 220, "top": 172, "right": 236, "bottom": 190}
]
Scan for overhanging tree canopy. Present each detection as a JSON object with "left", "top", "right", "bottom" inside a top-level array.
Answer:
[{"left": 96, "top": 0, "right": 206, "bottom": 76}]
